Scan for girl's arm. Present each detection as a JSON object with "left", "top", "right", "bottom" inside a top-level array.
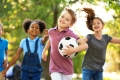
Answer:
[
  {"left": 42, "top": 39, "right": 50, "bottom": 61},
  {"left": 41, "top": 29, "right": 48, "bottom": 44},
  {"left": 82, "top": 37, "right": 88, "bottom": 43},
  {"left": 110, "top": 37, "right": 120, "bottom": 44},
  {"left": 73, "top": 38, "right": 88, "bottom": 52},
  {"left": 3, "top": 47, "right": 23, "bottom": 76}
]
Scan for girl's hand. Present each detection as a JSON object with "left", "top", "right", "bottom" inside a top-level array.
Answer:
[
  {"left": 42, "top": 29, "right": 49, "bottom": 44},
  {"left": 42, "top": 52, "right": 47, "bottom": 61},
  {"left": 43, "top": 29, "right": 48, "bottom": 38}
]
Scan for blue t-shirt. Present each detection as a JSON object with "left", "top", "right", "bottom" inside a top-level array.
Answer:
[
  {"left": 0, "top": 37, "right": 8, "bottom": 72},
  {"left": 20, "top": 37, "right": 44, "bottom": 62}
]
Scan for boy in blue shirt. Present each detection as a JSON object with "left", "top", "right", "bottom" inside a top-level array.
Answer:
[{"left": 0, "top": 23, "right": 8, "bottom": 80}]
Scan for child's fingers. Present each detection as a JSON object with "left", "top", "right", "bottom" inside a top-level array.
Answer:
[
  {"left": 2, "top": 70, "right": 6, "bottom": 77},
  {"left": 2, "top": 61, "right": 7, "bottom": 68},
  {"left": 42, "top": 55, "right": 47, "bottom": 61},
  {"left": 43, "top": 57, "right": 46, "bottom": 61},
  {"left": 44, "top": 29, "right": 48, "bottom": 34}
]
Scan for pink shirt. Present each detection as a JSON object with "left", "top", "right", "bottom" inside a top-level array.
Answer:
[{"left": 49, "top": 26, "right": 79, "bottom": 75}]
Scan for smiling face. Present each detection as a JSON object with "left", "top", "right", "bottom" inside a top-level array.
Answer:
[
  {"left": 58, "top": 11, "right": 73, "bottom": 31},
  {"left": 92, "top": 18, "right": 104, "bottom": 32},
  {"left": 28, "top": 22, "right": 40, "bottom": 37}
]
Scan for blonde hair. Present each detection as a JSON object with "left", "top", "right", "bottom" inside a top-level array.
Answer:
[{"left": 63, "top": 8, "right": 77, "bottom": 25}]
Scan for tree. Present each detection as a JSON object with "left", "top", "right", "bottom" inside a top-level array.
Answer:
[
  {"left": 1, "top": 0, "right": 120, "bottom": 79},
  {"left": 0, "top": 0, "right": 78, "bottom": 80}
]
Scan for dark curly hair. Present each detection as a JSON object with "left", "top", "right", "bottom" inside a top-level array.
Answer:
[
  {"left": 34, "top": 19, "right": 46, "bottom": 33},
  {"left": 22, "top": 19, "right": 32, "bottom": 33},
  {"left": 82, "top": 8, "right": 104, "bottom": 31},
  {"left": 22, "top": 19, "right": 46, "bottom": 33}
]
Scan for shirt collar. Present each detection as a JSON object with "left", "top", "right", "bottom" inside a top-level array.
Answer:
[
  {"left": 27, "top": 36, "right": 39, "bottom": 42},
  {"left": 53, "top": 26, "right": 69, "bottom": 32}
]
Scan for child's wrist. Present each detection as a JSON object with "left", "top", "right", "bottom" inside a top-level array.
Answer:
[{"left": 43, "top": 35, "right": 48, "bottom": 38}]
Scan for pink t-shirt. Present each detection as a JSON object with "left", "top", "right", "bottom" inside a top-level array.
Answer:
[{"left": 49, "top": 26, "right": 79, "bottom": 75}]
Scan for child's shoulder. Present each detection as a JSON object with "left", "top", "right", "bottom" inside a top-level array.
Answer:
[
  {"left": 21, "top": 38, "right": 27, "bottom": 40},
  {"left": 49, "top": 28, "right": 55, "bottom": 31},
  {"left": 102, "top": 34, "right": 112, "bottom": 39},
  {"left": 102, "top": 34, "right": 108, "bottom": 36},
  {"left": 20, "top": 38, "right": 27, "bottom": 43},
  {"left": 1, "top": 37, "right": 8, "bottom": 42},
  {"left": 87, "top": 34, "right": 93, "bottom": 37}
]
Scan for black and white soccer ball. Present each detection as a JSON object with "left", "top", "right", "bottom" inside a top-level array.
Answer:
[{"left": 58, "top": 36, "right": 79, "bottom": 58}]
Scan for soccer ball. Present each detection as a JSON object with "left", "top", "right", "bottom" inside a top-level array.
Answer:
[{"left": 58, "top": 36, "right": 79, "bottom": 58}]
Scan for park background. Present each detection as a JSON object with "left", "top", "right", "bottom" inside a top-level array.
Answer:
[{"left": 0, "top": 0, "right": 120, "bottom": 80}]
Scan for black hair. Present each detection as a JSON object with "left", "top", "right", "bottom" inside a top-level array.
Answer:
[
  {"left": 22, "top": 19, "right": 46, "bottom": 33},
  {"left": 82, "top": 8, "right": 104, "bottom": 31},
  {"left": 22, "top": 19, "right": 32, "bottom": 33},
  {"left": 34, "top": 19, "right": 46, "bottom": 33}
]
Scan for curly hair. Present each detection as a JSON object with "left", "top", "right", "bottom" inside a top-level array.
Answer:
[
  {"left": 82, "top": 8, "right": 104, "bottom": 31},
  {"left": 22, "top": 19, "right": 46, "bottom": 33},
  {"left": 34, "top": 19, "right": 46, "bottom": 33},
  {"left": 22, "top": 19, "right": 32, "bottom": 33}
]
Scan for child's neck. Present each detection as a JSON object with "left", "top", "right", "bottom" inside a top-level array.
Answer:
[
  {"left": 29, "top": 35, "right": 38, "bottom": 40},
  {"left": 58, "top": 26, "right": 69, "bottom": 32},
  {"left": 94, "top": 32, "right": 102, "bottom": 40}
]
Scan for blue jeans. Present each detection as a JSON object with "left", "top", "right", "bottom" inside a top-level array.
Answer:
[
  {"left": 21, "top": 52, "right": 43, "bottom": 80},
  {"left": 21, "top": 71, "right": 42, "bottom": 80},
  {"left": 82, "top": 69, "right": 103, "bottom": 80}
]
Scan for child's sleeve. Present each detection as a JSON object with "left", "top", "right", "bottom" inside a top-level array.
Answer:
[{"left": 19, "top": 39, "right": 25, "bottom": 48}]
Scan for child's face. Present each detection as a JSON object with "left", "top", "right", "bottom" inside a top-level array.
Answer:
[
  {"left": 28, "top": 22, "right": 40, "bottom": 36},
  {"left": 0, "top": 26, "right": 3, "bottom": 36},
  {"left": 92, "top": 19, "right": 104, "bottom": 32},
  {"left": 58, "top": 11, "right": 72, "bottom": 29}
]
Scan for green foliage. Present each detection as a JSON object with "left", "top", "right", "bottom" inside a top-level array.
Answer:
[
  {"left": 0, "top": 0, "right": 120, "bottom": 79},
  {"left": 73, "top": 51, "right": 85, "bottom": 73},
  {"left": 0, "top": 0, "right": 12, "bottom": 18},
  {"left": 104, "top": 0, "right": 120, "bottom": 13}
]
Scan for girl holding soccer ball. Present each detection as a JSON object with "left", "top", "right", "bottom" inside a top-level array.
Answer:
[{"left": 42, "top": 8, "right": 88, "bottom": 80}]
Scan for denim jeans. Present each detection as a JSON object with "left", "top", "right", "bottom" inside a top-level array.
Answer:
[
  {"left": 21, "top": 52, "right": 43, "bottom": 80},
  {"left": 82, "top": 69, "right": 103, "bottom": 80},
  {"left": 21, "top": 71, "right": 42, "bottom": 80}
]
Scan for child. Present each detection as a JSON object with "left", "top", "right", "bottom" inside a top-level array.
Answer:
[
  {"left": 0, "top": 23, "right": 8, "bottom": 80},
  {"left": 42, "top": 8, "right": 88, "bottom": 80},
  {"left": 3, "top": 19, "right": 48, "bottom": 80},
  {"left": 81, "top": 8, "right": 120, "bottom": 80}
]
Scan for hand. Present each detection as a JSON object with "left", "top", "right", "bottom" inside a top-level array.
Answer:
[
  {"left": 42, "top": 53, "right": 47, "bottom": 61},
  {"left": 62, "top": 45, "right": 75, "bottom": 57},
  {"left": 2, "top": 59, "right": 8, "bottom": 69},
  {"left": 43, "top": 29, "right": 48, "bottom": 38},
  {"left": 2, "top": 69, "right": 7, "bottom": 77}
]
